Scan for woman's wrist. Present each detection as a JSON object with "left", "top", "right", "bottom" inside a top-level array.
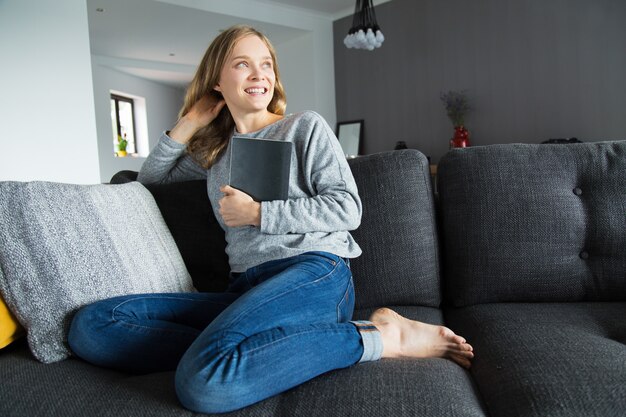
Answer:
[
  {"left": 251, "top": 201, "right": 261, "bottom": 227},
  {"left": 169, "top": 116, "right": 203, "bottom": 144}
]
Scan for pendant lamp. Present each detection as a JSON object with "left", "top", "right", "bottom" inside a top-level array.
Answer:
[{"left": 343, "top": 0, "right": 385, "bottom": 50}]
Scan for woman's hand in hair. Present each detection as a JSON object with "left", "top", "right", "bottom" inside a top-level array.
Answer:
[
  {"left": 218, "top": 185, "right": 261, "bottom": 227},
  {"left": 169, "top": 95, "right": 226, "bottom": 144}
]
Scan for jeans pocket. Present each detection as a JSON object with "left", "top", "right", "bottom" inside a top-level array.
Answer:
[{"left": 337, "top": 277, "right": 355, "bottom": 323}]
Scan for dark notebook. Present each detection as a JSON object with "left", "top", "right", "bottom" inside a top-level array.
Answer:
[{"left": 229, "top": 137, "right": 293, "bottom": 201}]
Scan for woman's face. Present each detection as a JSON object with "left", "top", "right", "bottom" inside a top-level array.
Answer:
[{"left": 215, "top": 35, "right": 276, "bottom": 116}]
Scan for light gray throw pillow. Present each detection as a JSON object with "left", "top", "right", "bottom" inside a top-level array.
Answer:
[{"left": 0, "top": 181, "right": 196, "bottom": 363}]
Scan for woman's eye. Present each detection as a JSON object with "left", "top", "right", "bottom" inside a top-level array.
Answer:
[
  {"left": 236, "top": 62, "right": 248, "bottom": 68},
  {"left": 262, "top": 62, "right": 273, "bottom": 69}
]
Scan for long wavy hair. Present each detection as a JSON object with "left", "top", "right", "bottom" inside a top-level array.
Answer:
[{"left": 183, "top": 25, "right": 287, "bottom": 169}]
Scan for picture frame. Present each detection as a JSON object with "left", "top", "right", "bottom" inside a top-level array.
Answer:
[{"left": 336, "top": 120, "right": 363, "bottom": 158}]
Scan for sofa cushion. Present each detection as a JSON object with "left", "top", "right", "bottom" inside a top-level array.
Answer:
[
  {"left": 348, "top": 150, "right": 441, "bottom": 309},
  {"left": 445, "top": 302, "right": 626, "bottom": 417},
  {"left": 0, "top": 306, "right": 487, "bottom": 417},
  {"left": 0, "top": 181, "right": 195, "bottom": 363},
  {"left": 277, "top": 356, "right": 485, "bottom": 417},
  {"left": 0, "top": 340, "right": 486, "bottom": 417},
  {"left": 438, "top": 141, "right": 626, "bottom": 306}
]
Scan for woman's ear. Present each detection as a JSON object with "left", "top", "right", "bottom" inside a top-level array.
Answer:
[{"left": 214, "top": 84, "right": 222, "bottom": 92}]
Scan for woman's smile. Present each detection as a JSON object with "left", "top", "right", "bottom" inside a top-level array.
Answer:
[{"left": 244, "top": 87, "right": 268, "bottom": 95}]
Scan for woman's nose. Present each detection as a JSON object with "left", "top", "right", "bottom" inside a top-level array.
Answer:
[{"left": 249, "top": 65, "right": 265, "bottom": 80}]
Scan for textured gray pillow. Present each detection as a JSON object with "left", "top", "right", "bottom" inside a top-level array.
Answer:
[{"left": 0, "top": 181, "right": 195, "bottom": 363}]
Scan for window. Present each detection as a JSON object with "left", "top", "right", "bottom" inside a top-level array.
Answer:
[{"left": 110, "top": 94, "right": 137, "bottom": 156}]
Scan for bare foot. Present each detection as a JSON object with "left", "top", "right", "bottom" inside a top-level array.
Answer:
[{"left": 369, "top": 308, "right": 474, "bottom": 369}]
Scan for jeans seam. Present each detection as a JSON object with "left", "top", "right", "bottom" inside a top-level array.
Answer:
[
  {"left": 110, "top": 296, "right": 230, "bottom": 335},
  {"left": 242, "top": 327, "right": 356, "bottom": 357},
  {"left": 117, "top": 321, "right": 199, "bottom": 336},
  {"left": 336, "top": 277, "right": 354, "bottom": 323}
]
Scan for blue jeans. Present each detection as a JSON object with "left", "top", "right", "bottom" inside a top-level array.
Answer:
[{"left": 68, "top": 251, "right": 383, "bottom": 414}]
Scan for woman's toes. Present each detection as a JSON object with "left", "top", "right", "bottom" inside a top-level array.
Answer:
[{"left": 453, "top": 355, "right": 472, "bottom": 369}]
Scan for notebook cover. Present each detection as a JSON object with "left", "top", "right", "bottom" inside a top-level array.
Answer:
[{"left": 229, "top": 137, "right": 293, "bottom": 201}]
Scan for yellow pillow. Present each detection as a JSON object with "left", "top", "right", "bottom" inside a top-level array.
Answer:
[{"left": 1, "top": 295, "right": 23, "bottom": 348}]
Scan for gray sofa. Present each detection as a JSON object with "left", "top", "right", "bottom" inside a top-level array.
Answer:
[{"left": 1, "top": 141, "right": 625, "bottom": 416}]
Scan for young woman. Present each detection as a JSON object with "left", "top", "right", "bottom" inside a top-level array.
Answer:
[{"left": 68, "top": 25, "right": 473, "bottom": 414}]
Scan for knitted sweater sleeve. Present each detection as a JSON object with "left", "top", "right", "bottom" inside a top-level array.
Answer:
[
  {"left": 137, "top": 132, "right": 207, "bottom": 184},
  {"left": 260, "top": 113, "right": 362, "bottom": 235}
]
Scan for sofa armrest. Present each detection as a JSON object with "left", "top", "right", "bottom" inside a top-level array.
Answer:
[{"left": 110, "top": 170, "right": 139, "bottom": 184}]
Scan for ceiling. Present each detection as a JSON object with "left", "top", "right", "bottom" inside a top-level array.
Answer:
[
  {"left": 87, "top": 0, "right": 390, "bottom": 88},
  {"left": 243, "top": 0, "right": 360, "bottom": 16}
]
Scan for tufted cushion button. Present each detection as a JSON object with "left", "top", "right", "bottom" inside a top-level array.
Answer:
[
  {"left": 579, "top": 251, "right": 589, "bottom": 260},
  {"left": 573, "top": 187, "right": 583, "bottom": 196}
]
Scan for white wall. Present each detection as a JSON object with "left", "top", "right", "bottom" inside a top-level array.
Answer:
[
  {"left": 274, "top": 34, "right": 316, "bottom": 116},
  {"left": 91, "top": 59, "right": 184, "bottom": 182},
  {"left": 0, "top": 0, "right": 100, "bottom": 184},
  {"left": 0, "top": 0, "right": 337, "bottom": 185}
]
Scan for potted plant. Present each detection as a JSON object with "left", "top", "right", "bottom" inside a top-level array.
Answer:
[
  {"left": 440, "top": 90, "right": 471, "bottom": 148},
  {"left": 117, "top": 134, "right": 128, "bottom": 157}
]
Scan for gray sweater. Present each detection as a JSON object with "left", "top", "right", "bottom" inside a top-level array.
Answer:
[{"left": 138, "top": 111, "right": 362, "bottom": 272}]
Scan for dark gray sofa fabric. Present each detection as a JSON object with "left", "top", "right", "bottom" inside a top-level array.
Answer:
[
  {"left": 0, "top": 344, "right": 485, "bottom": 417},
  {"left": 1, "top": 341, "right": 193, "bottom": 417},
  {"left": 348, "top": 150, "right": 441, "bottom": 309},
  {"left": 445, "top": 303, "right": 626, "bottom": 417},
  {"left": 437, "top": 142, "right": 626, "bottom": 417},
  {"left": 438, "top": 142, "right": 626, "bottom": 307},
  {"left": 140, "top": 180, "right": 230, "bottom": 293},
  {"left": 1, "top": 306, "right": 486, "bottom": 417}
]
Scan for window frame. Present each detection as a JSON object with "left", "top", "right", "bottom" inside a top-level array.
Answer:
[{"left": 110, "top": 93, "right": 137, "bottom": 155}]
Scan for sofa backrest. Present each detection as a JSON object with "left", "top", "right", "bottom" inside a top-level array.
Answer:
[
  {"left": 438, "top": 141, "right": 626, "bottom": 307},
  {"left": 348, "top": 150, "right": 441, "bottom": 310},
  {"left": 143, "top": 181, "right": 230, "bottom": 293},
  {"left": 110, "top": 150, "right": 443, "bottom": 309}
]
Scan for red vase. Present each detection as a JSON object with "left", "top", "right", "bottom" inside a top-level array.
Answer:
[{"left": 450, "top": 126, "right": 470, "bottom": 148}]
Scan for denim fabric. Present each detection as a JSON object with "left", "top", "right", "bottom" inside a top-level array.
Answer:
[{"left": 68, "top": 251, "right": 383, "bottom": 414}]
